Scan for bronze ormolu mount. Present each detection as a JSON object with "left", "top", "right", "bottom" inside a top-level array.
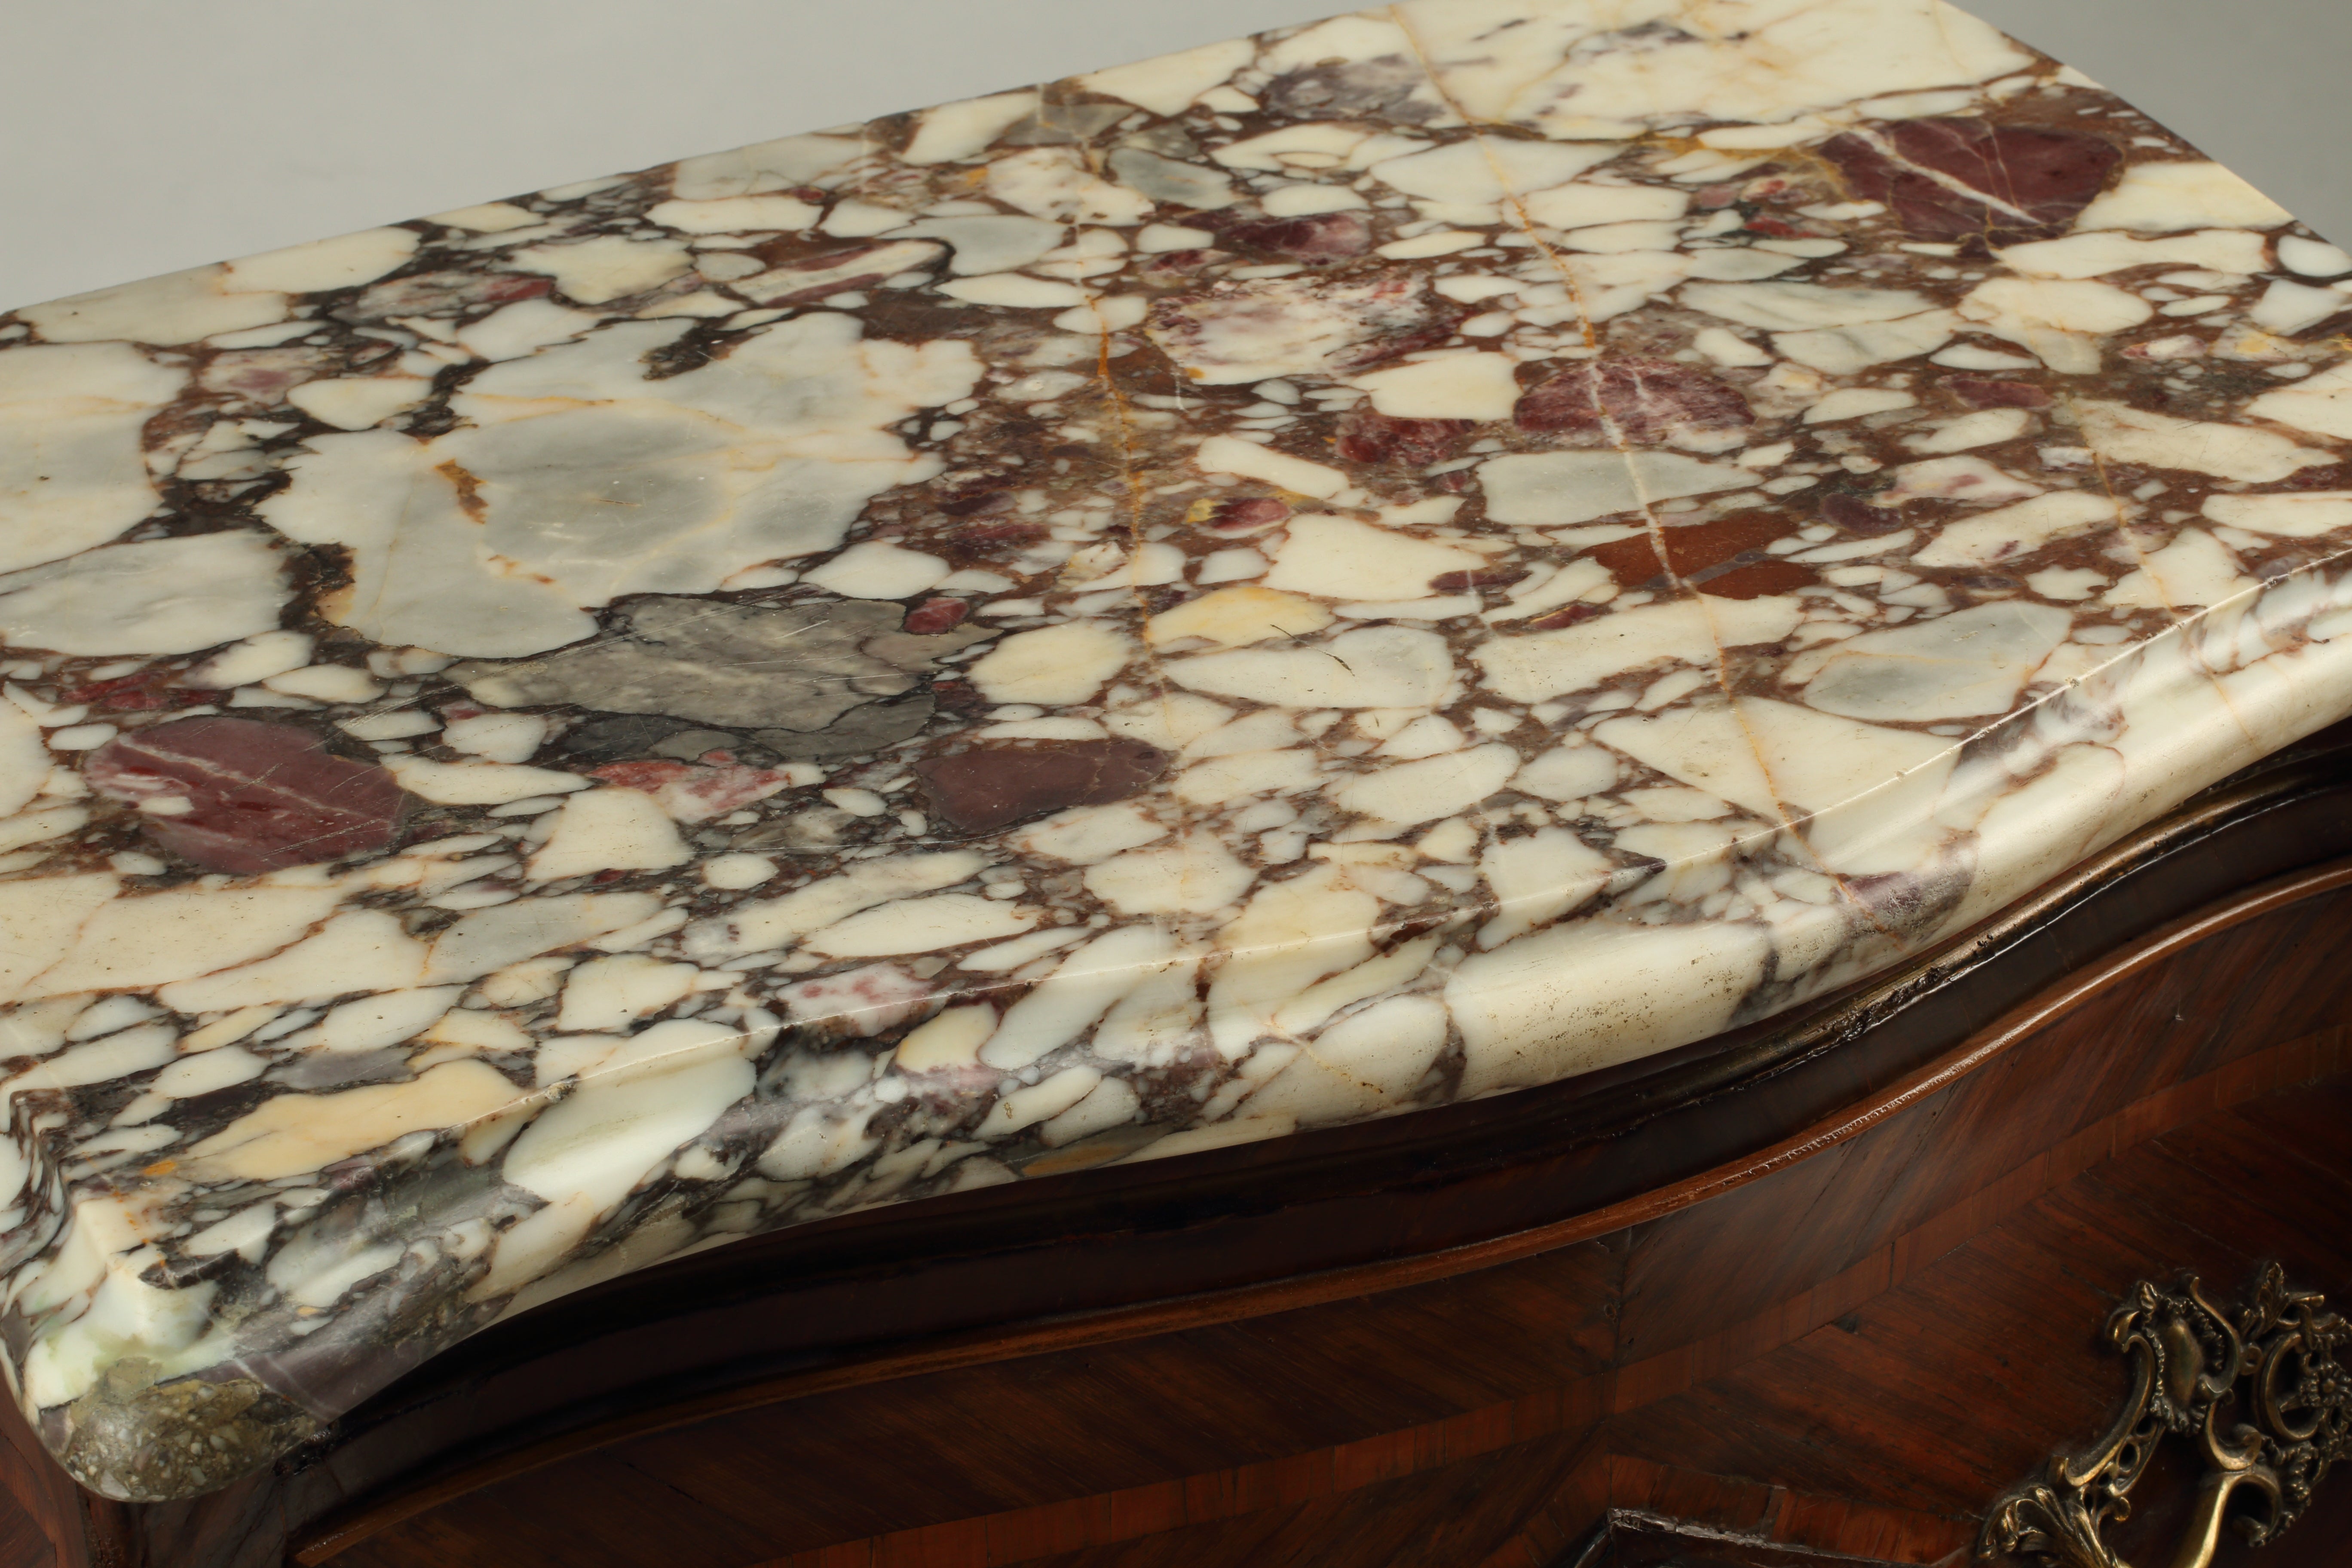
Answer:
[{"left": 1981, "top": 1263, "right": 2350, "bottom": 1568}]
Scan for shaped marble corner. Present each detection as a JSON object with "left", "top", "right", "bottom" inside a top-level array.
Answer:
[{"left": 2, "top": 0, "right": 2352, "bottom": 1504}]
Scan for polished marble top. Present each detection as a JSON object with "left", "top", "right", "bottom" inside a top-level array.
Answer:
[{"left": 2, "top": 0, "right": 2349, "bottom": 1501}]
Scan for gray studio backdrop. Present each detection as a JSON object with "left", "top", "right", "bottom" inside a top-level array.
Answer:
[{"left": 1, "top": 0, "right": 2346, "bottom": 310}]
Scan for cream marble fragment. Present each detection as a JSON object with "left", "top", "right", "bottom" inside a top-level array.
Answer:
[
  {"left": 0, "top": 533, "right": 288, "bottom": 656},
  {"left": 1079, "top": 37, "right": 1257, "bottom": 116},
  {"left": 0, "top": 0, "right": 2349, "bottom": 1506},
  {"left": 260, "top": 316, "right": 982, "bottom": 658},
  {"left": 1449, "top": 917, "right": 1773, "bottom": 1095},
  {"left": 2248, "top": 362, "right": 2352, "bottom": 441},
  {"left": 2076, "top": 400, "right": 2333, "bottom": 483},
  {"left": 0, "top": 345, "right": 184, "bottom": 575},
  {"left": 16, "top": 266, "right": 291, "bottom": 346},
  {"left": 157, "top": 910, "right": 429, "bottom": 1012},
  {"left": 2074, "top": 161, "right": 2295, "bottom": 234}
]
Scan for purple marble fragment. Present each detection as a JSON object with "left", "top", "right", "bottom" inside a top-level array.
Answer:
[
  {"left": 915, "top": 739, "right": 1172, "bottom": 833},
  {"left": 85, "top": 717, "right": 407, "bottom": 874},
  {"left": 1819, "top": 117, "right": 2122, "bottom": 244}
]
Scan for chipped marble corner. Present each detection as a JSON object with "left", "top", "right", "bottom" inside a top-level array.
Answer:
[{"left": 0, "top": 0, "right": 2350, "bottom": 1502}]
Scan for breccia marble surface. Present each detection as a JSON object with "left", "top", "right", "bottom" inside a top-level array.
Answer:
[{"left": 2, "top": 0, "right": 2350, "bottom": 1502}]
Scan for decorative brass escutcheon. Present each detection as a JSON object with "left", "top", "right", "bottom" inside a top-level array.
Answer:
[{"left": 1980, "top": 1263, "right": 2350, "bottom": 1568}]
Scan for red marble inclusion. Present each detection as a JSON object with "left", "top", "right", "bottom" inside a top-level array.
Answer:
[{"left": 86, "top": 717, "right": 407, "bottom": 874}]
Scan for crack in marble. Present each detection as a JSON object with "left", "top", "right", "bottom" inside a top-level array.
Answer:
[{"left": 1391, "top": 0, "right": 1902, "bottom": 946}]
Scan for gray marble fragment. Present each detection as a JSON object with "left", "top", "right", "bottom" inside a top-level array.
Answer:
[{"left": 449, "top": 596, "right": 990, "bottom": 733}]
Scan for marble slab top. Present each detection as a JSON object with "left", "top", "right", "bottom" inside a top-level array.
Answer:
[{"left": 3, "top": 0, "right": 2350, "bottom": 1502}]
